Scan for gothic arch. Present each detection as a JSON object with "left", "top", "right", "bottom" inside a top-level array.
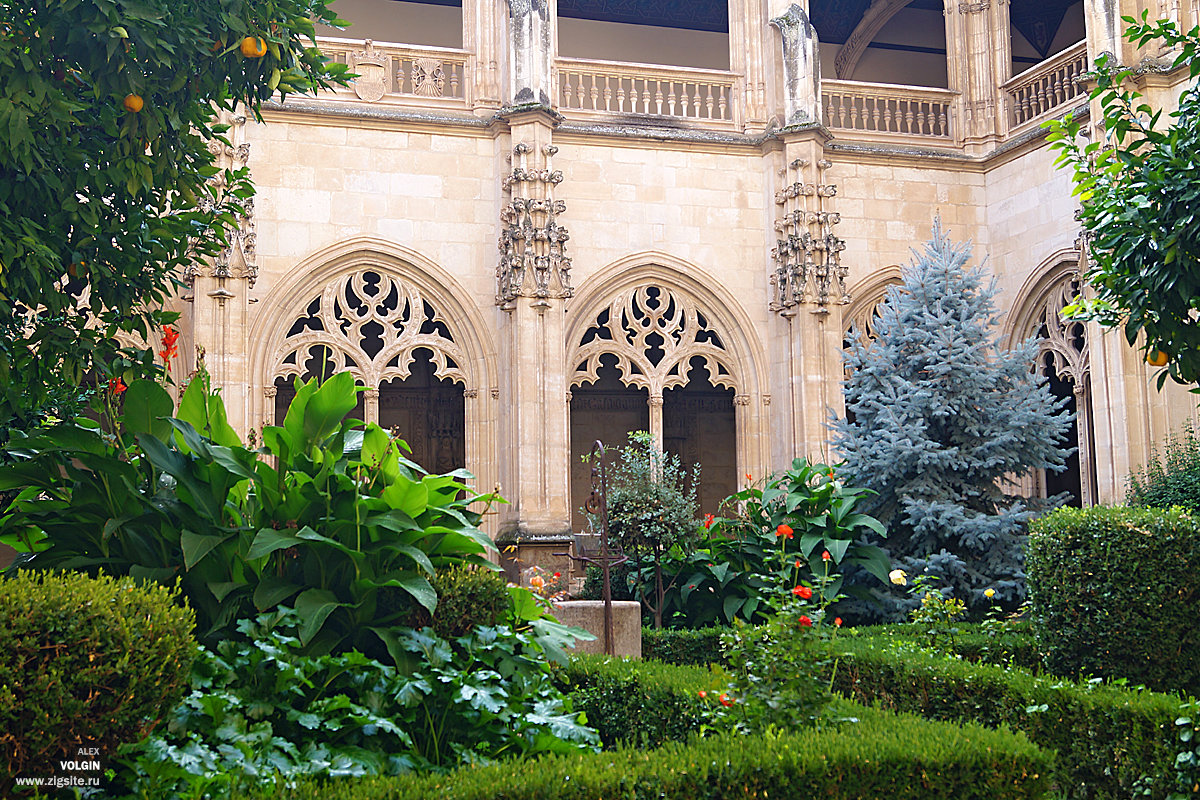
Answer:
[
  {"left": 247, "top": 237, "right": 498, "bottom": 491},
  {"left": 567, "top": 252, "right": 769, "bottom": 485},
  {"left": 842, "top": 266, "right": 903, "bottom": 345},
  {"left": 1006, "top": 249, "right": 1095, "bottom": 505}
]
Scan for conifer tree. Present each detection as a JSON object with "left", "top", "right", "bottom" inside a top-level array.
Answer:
[{"left": 830, "top": 221, "right": 1072, "bottom": 619}]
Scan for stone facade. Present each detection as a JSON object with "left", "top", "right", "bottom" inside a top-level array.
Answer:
[{"left": 170, "top": 0, "right": 1200, "bottom": 562}]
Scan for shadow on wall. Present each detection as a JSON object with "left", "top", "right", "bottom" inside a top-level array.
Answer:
[{"left": 0, "top": 544, "right": 15, "bottom": 570}]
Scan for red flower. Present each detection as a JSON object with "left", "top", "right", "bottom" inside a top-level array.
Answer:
[
  {"left": 719, "top": 693, "right": 734, "bottom": 707},
  {"left": 158, "top": 326, "right": 180, "bottom": 363},
  {"left": 698, "top": 690, "right": 707, "bottom": 699},
  {"left": 703, "top": 513, "right": 715, "bottom": 530},
  {"left": 797, "top": 615, "right": 813, "bottom": 627},
  {"left": 834, "top": 617, "right": 843, "bottom": 627},
  {"left": 792, "top": 585, "right": 813, "bottom": 600},
  {"left": 107, "top": 377, "right": 126, "bottom": 395},
  {"left": 553, "top": 572, "right": 561, "bottom": 579},
  {"left": 776, "top": 523, "right": 794, "bottom": 539},
  {"left": 794, "top": 559, "right": 802, "bottom": 569},
  {"left": 821, "top": 550, "right": 832, "bottom": 561}
]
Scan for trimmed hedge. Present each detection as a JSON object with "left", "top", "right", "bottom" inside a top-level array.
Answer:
[
  {"left": 641, "top": 626, "right": 725, "bottom": 666},
  {"left": 824, "top": 636, "right": 1182, "bottom": 799},
  {"left": 552, "top": 654, "right": 722, "bottom": 748},
  {"left": 0, "top": 571, "right": 195, "bottom": 793},
  {"left": 1027, "top": 505, "right": 1200, "bottom": 695},
  {"left": 241, "top": 699, "right": 1053, "bottom": 800}
]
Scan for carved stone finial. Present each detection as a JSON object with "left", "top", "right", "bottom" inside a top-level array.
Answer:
[
  {"left": 507, "top": 0, "right": 553, "bottom": 106},
  {"left": 770, "top": 4, "right": 823, "bottom": 127}
]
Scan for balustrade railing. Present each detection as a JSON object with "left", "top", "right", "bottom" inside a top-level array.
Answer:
[
  {"left": 822, "top": 79, "right": 956, "bottom": 141},
  {"left": 1002, "top": 41, "right": 1087, "bottom": 132},
  {"left": 555, "top": 57, "right": 739, "bottom": 127},
  {"left": 316, "top": 37, "right": 470, "bottom": 107}
]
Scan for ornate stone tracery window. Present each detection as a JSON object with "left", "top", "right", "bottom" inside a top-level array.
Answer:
[{"left": 268, "top": 268, "right": 468, "bottom": 470}]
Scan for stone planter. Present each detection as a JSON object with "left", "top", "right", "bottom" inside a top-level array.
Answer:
[{"left": 551, "top": 600, "right": 642, "bottom": 658}]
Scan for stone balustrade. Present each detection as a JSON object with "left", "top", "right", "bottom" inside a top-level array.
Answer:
[
  {"left": 555, "top": 57, "right": 740, "bottom": 128},
  {"left": 822, "top": 79, "right": 957, "bottom": 142},
  {"left": 316, "top": 37, "right": 470, "bottom": 107},
  {"left": 1002, "top": 40, "right": 1088, "bottom": 133}
]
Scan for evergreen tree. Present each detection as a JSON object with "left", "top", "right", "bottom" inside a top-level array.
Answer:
[{"left": 830, "top": 221, "right": 1072, "bottom": 619}]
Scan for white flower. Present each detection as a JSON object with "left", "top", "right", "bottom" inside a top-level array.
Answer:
[{"left": 889, "top": 569, "right": 908, "bottom": 586}]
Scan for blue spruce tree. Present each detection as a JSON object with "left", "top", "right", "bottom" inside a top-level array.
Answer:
[{"left": 830, "top": 220, "right": 1072, "bottom": 619}]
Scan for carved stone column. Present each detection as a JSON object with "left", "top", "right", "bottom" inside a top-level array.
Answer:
[
  {"left": 769, "top": 131, "right": 847, "bottom": 464},
  {"left": 730, "top": 0, "right": 771, "bottom": 132},
  {"left": 186, "top": 111, "right": 256, "bottom": 432},
  {"left": 464, "top": 0, "right": 503, "bottom": 111},
  {"left": 495, "top": 109, "right": 572, "bottom": 579},
  {"left": 506, "top": 0, "right": 554, "bottom": 106},
  {"left": 944, "top": 0, "right": 1011, "bottom": 150},
  {"left": 770, "top": 3, "right": 824, "bottom": 127}
]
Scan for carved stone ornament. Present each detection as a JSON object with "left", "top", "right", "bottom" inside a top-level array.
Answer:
[
  {"left": 271, "top": 269, "right": 466, "bottom": 389},
  {"left": 350, "top": 40, "right": 389, "bottom": 102},
  {"left": 411, "top": 57, "right": 446, "bottom": 97},
  {"left": 770, "top": 158, "right": 848, "bottom": 311},
  {"left": 185, "top": 113, "right": 257, "bottom": 287},
  {"left": 570, "top": 285, "right": 738, "bottom": 397},
  {"left": 1033, "top": 275, "right": 1089, "bottom": 387},
  {"left": 497, "top": 143, "right": 572, "bottom": 304}
]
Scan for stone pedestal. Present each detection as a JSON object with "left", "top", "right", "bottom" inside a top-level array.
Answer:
[
  {"left": 551, "top": 600, "right": 643, "bottom": 658},
  {"left": 496, "top": 531, "right": 573, "bottom": 584}
]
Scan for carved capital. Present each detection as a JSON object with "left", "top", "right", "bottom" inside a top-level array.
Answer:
[
  {"left": 734, "top": 394, "right": 751, "bottom": 407},
  {"left": 464, "top": 388, "right": 479, "bottom": 399}
]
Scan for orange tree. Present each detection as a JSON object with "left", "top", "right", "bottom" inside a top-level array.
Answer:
[
  {"left": 1047, "top": 14, "right": 1200, "bottom": 387},
  {"left": 0, "top": 0, "right": 350, "bottom": 440}
]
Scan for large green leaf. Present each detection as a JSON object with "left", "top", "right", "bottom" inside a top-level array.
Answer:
[
  {"left": 381, "top": 476, "right": 429, "bottom": 517},
  {"left": 246, "top": 527, "right": 304, "bottom": 560},
  {"left": 121, "top": 379, "right": 173, "bottom": 440},
  {"left": 253, "top": 575, "right": 302, "bottom": 611},
  {"left": 180, "top": 529, "right": 230, "bottom": 570},
  {"left": 177, "top": 379, "right": 242, "bottom": 447},
  {"left": 302, "top": 372, "right": 358, "bottom": 445},
  {"left": 294, "top": 588, "right": 345, "bottom": 646}
]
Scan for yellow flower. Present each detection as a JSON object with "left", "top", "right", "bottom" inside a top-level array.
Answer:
[
  {"left": 889, "top": 569, "right": 908, "bottom": 586},
  {"left": 984, "top": 588, "right": 996, "bottom": 599}
]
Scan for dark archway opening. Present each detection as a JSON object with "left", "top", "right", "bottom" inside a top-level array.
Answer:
[
  {"left": 378, "top": 348, "right": 465, "bottom": 474},
  {"left": 663, "top": 356, "right": 736, "bottom": 519},
  {"left": 1041, "top": 350, "right": 1083, "bottom": 507}
]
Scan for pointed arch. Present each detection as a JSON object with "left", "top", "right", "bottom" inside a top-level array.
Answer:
[{"left": 842, "top": 266, "right": 903, "bottom": 345}]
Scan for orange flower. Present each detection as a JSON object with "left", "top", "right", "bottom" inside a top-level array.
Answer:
[
  {"left": 776, "top": 523, "right": 793, "bottom": 539},
  {"left": 792, "top": 585, "right": 812, "bottom": 600},
  {"left": 158, "top": 326, "right": 180, "bottom": 363},
  {"left": 107, "top": 377, "right": 126, "bottom": 394},
  {"left": 719, "top": 693, "right": 734, "bottom": 707},
  {"left": 821, "top": 550, "right": 832, "bottom": 561},
  {"left": 698, "top": 690, "right": 707, "bottom": 699},
  {"left": 703, "top": 513, "right": 715, "bottom": 530},
  {"left": 794, "top": 559, "right": 802, "bottom": 569},
  {"left": 798, "top": 615, "right": 813, "bottom": 627},
  {"left": 834, "top": 617, "right": 843, "bottom": 627},
  {"left": 553, "top": 572, "right": 561, "bottom": 579}
]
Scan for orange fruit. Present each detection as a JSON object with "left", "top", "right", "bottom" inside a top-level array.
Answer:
[
  {"left": 122, "top": 93, "right": 143, "bottom": 113},
  {"left": 240, "top": 36, "right": 267, "bottom": 58},
  {"left": 1147, "top": 349, "right": 1169, "bottom": 367}
]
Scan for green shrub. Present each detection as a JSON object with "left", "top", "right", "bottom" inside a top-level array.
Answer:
[
  {"left": 552, "top": 654, "right": 722, "bottom": 748},
  {"left": 578, "top": 561, "right": 638, "bottom": 603},
  {"left": 0, "top": 571, "right": 195, "bottom": 794},
  {"left": 859, "top": 621, "right": 1041, "bottom": 671},
  {"left": 1027, "top": 505, "right": 1200, "bottom": 695},
  {"left": 1127, "top": 423, "right": 1200, "bottom": 512},
  {"left": 408, "top": 565, "right": 512, "bottom": 639},
  {"left": 823, "top": 635, "right": 1182, "bottom": 799},
  {"left": 240, "top": 699, "right": 1053, "bottom": 800},
  {"left": 642, "top": 626, "right": 725, "bottom": 666}
]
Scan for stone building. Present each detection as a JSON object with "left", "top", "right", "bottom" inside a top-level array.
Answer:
[{"left": 176, "top": 0, "right": 1200, "bottom": 562}]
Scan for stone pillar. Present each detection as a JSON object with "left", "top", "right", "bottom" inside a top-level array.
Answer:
[
  {"left": 186, "top": 112, "right": 256, "bottom": 432},
  {"left": 769, "top": 130, "right": 847, "bottom": 463},
  {"left": 770, "top": 3, "right": 823, "bottom": 127},
  {"left": 495, "top": 108, "right": 573, "bottom": 578},
  {"left": 464, "top": 0, "right": 504, "bottom": 111},
  {"left": 944, "top": 0, "right": 1010, "bottom": 150},
  {"left": 506, "top": 0, "right": 554, "bottom": 107},
  {"left": 730, "top": 0, "right": 771, "bottom": 132}
]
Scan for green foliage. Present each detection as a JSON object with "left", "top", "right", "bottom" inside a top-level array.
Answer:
[
  {"left": 1163, "top": 699, "right": 1200, "bottom": 799},
  {"left": 0, "top": 571, "right": 195, "bottom": 795},
  {"left": 860, "top": 620, "right": 1041, "bottom": 671},
  {"left": 824, "top": 634, "right": 1184, "bottom": 799},
  {"left": 1046, "top": 15, "right": 1200, "bottom": 386},
  {"left": 553, "top": 655, "right": 725, "bottom": 748},
  {"left": 906, "top": 573, "right": 969, "bottom": 652},
  {"left": 1127, "top": 423, "right": 1200, "bottom": 511},
  {"left": 641, "top": 626, "right": 726, "bottom": 666},
  {"left": 0, "top": 373, "right": 499, "bottom": 662},
  {"left": 112, "top": 610, "right": 597, "bottom": 798},
  {"left": 1027, "top": 505, "right": 1200, "bottom": 696},
  {"left": 579, "top": 561, "right": 638, "bottom": 603},
  {"left": 410, "top": 566, "right": 514, "bottom": 639},
  {"left": 0, "top": 0, "right": 351, "bottom": 440},
  {"left": 241, "top": 699, "right": 1053, "bottom": 800}
]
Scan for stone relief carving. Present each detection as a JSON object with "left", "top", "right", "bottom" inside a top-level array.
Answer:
[
  {"left": 271, "top": 269, "right": 466, "bottom": 390},
  {"left": 350, "top": 40, "right": 389, "bottom": 102},
  {"left": 411, "top": 57, "right": 447, "bottom": 97},
  {"left": 497, "top": 143, "right": 571, "bottom": 305},
  {"left": 771, "top": 158, "right": 848, "bottom": 312},
  {"left": 1032, "top": 275, "right": 1089, "bottom": 386},
  {"left": 570, "top": 285, "right": 738, "bottom": 396},
  {"left": 186, "top": 113, "right": 257, "bottom": 288}
]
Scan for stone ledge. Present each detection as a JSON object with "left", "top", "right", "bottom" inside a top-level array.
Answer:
[{"left": 552, "top": 600, "right": 643, "bottom": 658}]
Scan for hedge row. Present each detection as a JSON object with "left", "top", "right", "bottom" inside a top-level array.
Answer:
[
  {"left": 240, "top": 698, "right": 1053, "bottom": 800},
  {"left": 552, "top": 654, "right": 723, "bottom": 749},
  {"left": 823, "top": 636, "right": 1183, "bottom": 800},
  {"left": 641, "top": 626, "right": 724, "bottom": 666}
]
